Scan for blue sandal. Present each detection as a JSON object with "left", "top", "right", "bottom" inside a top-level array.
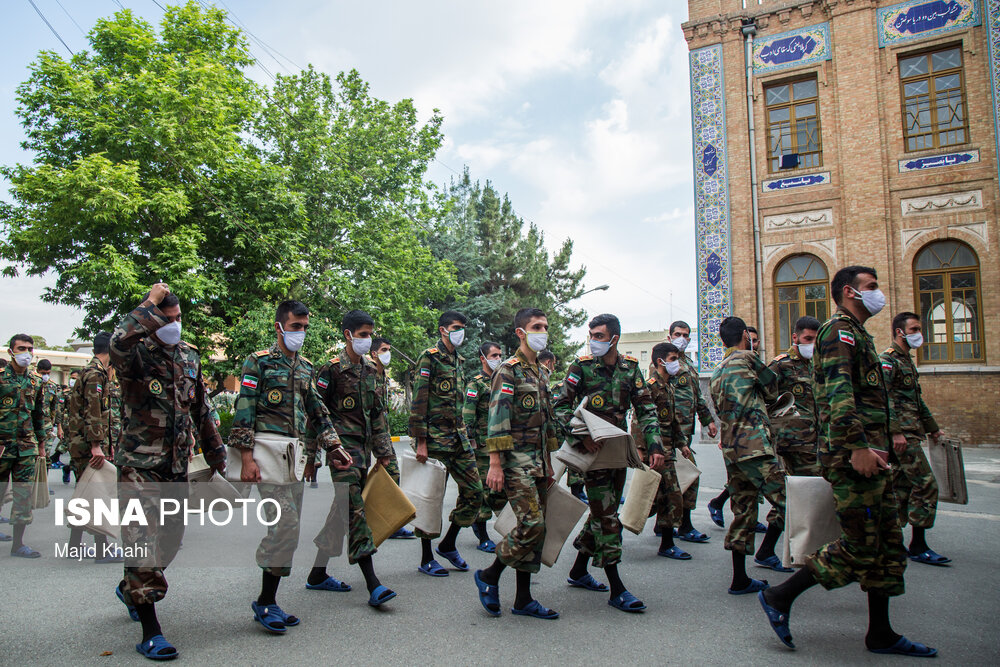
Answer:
[
  {"left": 658, "top": 546, "right": 692, "bottom": 560},
  {"left": 677, "top": 529, "right": 710, "bottom": 544},
  {"left": 306, "top": 575, "right": 352, "bottom": 592},
  {"left": 708, "top": 503, "right": 725, "bottom": 527},
  {"left": 116, "top": 582, "right": 140, "bottom": 622},
  {"left": 0, "top": 533, "right": 10, "bottom": 542},
  {"left": 135, "top": 634, "right": 178, "bottom": 661},
  {"left": 368, "top": 585, "right": 397, "bottom": 607},
  {"left": 512, "top": 599, "right": 559, "bottom": 619},
  {"left": 729, "top": 578, "right": 769, "bottom": 595},
  {"left": 250, "top": 601, "right": 287, "bottom": 634},
  {"left": 754, "top": 522, "right": 768, "bottom": 534},
  {"left": 474, "top": 569, "right": 501, "bottom": 617},
  {"left": 909, "top": 549, "right": 951, "bottom": 566},
  {"left": 417, "top": 559, "right": 449, "bottom": 577},
  {"left": 435, "top": 547, "right": 469, "bottom": 571},
  {"left": 868, "top": 635, "right": 937, "bottom": 657},
  {"left": 567, "top": 573, "right": 608, "bottom": 591},
  {"left": 476, "top": 539, "right": 497, "bottom": 553},
  {"left": 754, "top": 555, "right": 793, "bottom": 573},
  {"left": 11, "top": 545, "right": 41, "bottom": 558},
  {"left": 758, "top": 591, "right": 794, "bottom": 648},
  {"left": 609, "top": 590, "right": 646, "bottom": 613},
  {"left": 389, "top": 527, "right": 416, "bottom": 539}
]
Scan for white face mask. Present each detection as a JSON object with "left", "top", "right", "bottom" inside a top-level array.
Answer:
[
  {"left": 672, "top": 336, "right": 689, "bottom": 352},
  {"left": 377, "top": 351, "right": 391, "bottom": 366},
  {"left": 851, "top": 286, "right": 886, "bottom": 316},
  {"left": 349, "top": 335, "right": 372, "bottom": 356},
  {"left": 518, "top": 328, "right": 548, "bottom": 352},
  {"left": 904, "top": 332, "right": 924, "bottom": 349},
  {"left": 797, "top": 343, "right": 814, "bottom": 360},
  {"left": 41, "top": 374, "right": 50, "bottom": 382},
  {"left": 13, "top": 352, "right": 33, "bottom": 368},
  {"left": 485, "top": 357, "right": 501, "bottom": 372},
  {"left": 590, "top": 339, "right": 612, "bottom": 357},
  {"left": 157, "top": 321, "right": 182, "bottom": 345},
  {"left": 447, "top": 328, "right": 465, "bottom": 348},
  {"left": 68, "top": 379, "right": 77, "bottom": 388},
  {"left": 278, "top": 324, "right": 305, "bottom": 352},
  {"left": 660, "top": 359, "right": 681, "bottom": 376}
]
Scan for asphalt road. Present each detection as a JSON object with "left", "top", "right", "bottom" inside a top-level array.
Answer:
[{"left": 2, "top": 433, "right": 999, "bottom": 666}]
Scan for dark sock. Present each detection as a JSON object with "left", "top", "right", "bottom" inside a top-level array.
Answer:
[
  {"left": 68, "top": 527, "right": 83, "bottom": 551},
  {"left": 710, "top": 489, "right": 730, "bottom": 509},
  {"left": 763, "top": 566, "right": 816, "bottom": 613},
  {"left": 605, "top": 564, "right": 625, "bottom": 599},
  {"left": 307, "top": 549, "right": 331, "bottom": 585},
  {"left": 755, "top": 522, "right": 782, "bottom": 560},
  {"left": 135, "top": 603, "right": 163, "bottom": 643},
  {"left": 680, "top": 509, "right": 694, "bottom": 533},
  {"left": 513, "top": 570, "right": 533, "bottom": 609},
  {"left": 568, "top": 551, "right": 590, "bottom": 581},
  {"left": 570, "top": 483, "right": 584, "bottom": 496},
  {"left": 731, "top": 551, "right": 750, "bottom": 590},
  {"left": 421, "top": 538, "right": 433, "bottom": 565},
  {"left": 437, "top": 522, "right": 462, "bottom": 552},
  {"left": 865, "top": 592, "right": 902, "bottom": 650},
  {"left": 94, "top": 534, "right": 108, "bottom": 556},
  {"left": 258, "top": 571, "right": 280, "bottom": 606},
  {"left": 472, "top": 521, "right": 488, "bottom": 543},
  {"left": 480, "top": 556, "right": 505, "bottom": 585},
  {"left": 11, "top": 524, "right": 25, "bottom": 550},
  {"left": 659, "top": 529, "right": 676, "bottom": 551},
  {"left": 909, "top": 527, "right": 928, "bottom": 554},
  {"left": 357, "top": 555, "right": 381, "bottom": 593}
]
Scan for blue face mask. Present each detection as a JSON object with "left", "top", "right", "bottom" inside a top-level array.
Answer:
[{"left": 590, "top": 339, "right": 612, "bottom": 357}]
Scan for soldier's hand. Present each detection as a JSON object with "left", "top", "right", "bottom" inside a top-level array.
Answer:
[
  {"left": 469, "top": 439, "right": 478, "bottom": 449},
  {"left": 241, "top": 453, "right": 262, "bottom": 483},
  {"left": 931, "top": 430, "right": 943, "bottom": 441},
  {"left": 89, "top": 446, "right": 105, "bottom": 469},
  {"left": 582, "top": 436, "right": 601, "bottom": 453},
  {"left": 892, "top": 433, "right": 907, "bottom": 453},
  {"left": 681, "top": 446, "right": 691, "bottom": 458},
  {"left": 330, "top": 447, "right": 353, "bottom": 471},
  {"left": 211, "top": 460, "right": 226, "bottom": 476},
  {"left": 415, "top": 439, "right": 429, "bottom": 464},
  {"left": 707, "top": 422, "right": 718, "bottom": 438},
  {"left": 376, "top": 456, "right": 392, "bottom": 469},
  {"left": 304, "top": 462, "right": 316, "bottom": 482},
  {"left": 851, "top": 447, "right": 889, "bottom": 477},
  {"left": 148, "top": 282, "right": 170, "bottom": 305},
  {"left": 650, "top": 452, "right": 667, "bottom": 471},
  {"left": 486, "top": 463, "right": 505, "bottom": 493}
]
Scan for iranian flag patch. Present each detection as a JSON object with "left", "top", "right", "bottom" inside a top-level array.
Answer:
[
  {"left": 95, "top": 384, "right": 103, "bottom": 393},
  {"left": 882, "top": 362, "right": 893, "bottom": 371},
  {"left": 317, "top": 378, "right": 329, "bottom": 390},
  {"left": 466, "top": 388, "right": 477, "bottom": 398},
  {"left": 566, "top": 373, "right": 580, "bottom": 386},
  {"left": 838, "top": 330, "right": 855, "bottom": 346},
  {"left": 500, "top": 383, "right": 514, "bottom": 396},
  {"left": 419, "top": 368, "right": 431, "bottom": 378},
  {"left": 242, "top": 375, "right": 259, "bottom": 389}
]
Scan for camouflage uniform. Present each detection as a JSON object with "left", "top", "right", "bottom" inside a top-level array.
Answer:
[
  {"left": 806, "top": 309, "right": 905, "bottom": 597},
  {"left": 671, "top": 354, "right": 713, "bottom": 510},
  {"left": 709, "top": 348, "right": 786, "bottom": 554},
  {"left": 0, "top": 364, "right": 46, "bottom": 526},
  {"left": 230, "top": 344, "right": 341, "bottom": 576},
  {"left": 881, "top": 342, "right": 939, "bottom": 529},
  {"left": 486, "top": 350, "right": 560, "bottom": 573},
  {"left": 110, "top": 300, "right": 225, "bottom": 605},
  {"left": 54, "top": 385, "right": 72, "bottom": 459},
  {"left": 67, "top": 357, "right": 115, "bottom": 477},
  {"left": 109, "top": 378, "right": 123, "bottom": 449},
  {"left": 41, "top": 378, "right": 61, "bottom": 458},
  {"left": 463, "top": 370, "right": 508, "bottom": 520},
  {"left": 373, "top": 369, "right": 400, "bottom": 484},
  {"left": 310, "top": 350, "right": 392, "bottom": 563},
  {"left": 768, "top": 347, "right": 821, "bottom": 476},
  {"left": 553, "top": 353, "right": 664, "bottom": 567},
  {"left": 642, "top": 374, "right": 685, "bottom": 534},
  {"left": 552, "top": 379, "right": 584, "bottom": 490},
  {"left": 407, "top": 345, "right": 483, "bottom": 539}
]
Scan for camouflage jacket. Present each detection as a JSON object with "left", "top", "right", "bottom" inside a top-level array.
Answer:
[
  {"left": 462, "top": 370, "right": 494, "bottom": 447},
  {"left": 881, "top": 342, "right": 938, "bottom": 438},
  {"left": 311, "top": 349, "right": 391, "bottom": 468},
  {"left": 41, "top": 380, "right": 61, "bottom": 430},
  {"left": 670, "top": 354, "right": 714, "bottom": 439},
  {"left": 110, "top": 300, "right": 224, "bottom": 473},
  {"left": 553, "top": 352, "right": 664, "bottom": 455},
  {"left": 645, "top": 373, "right": 684, "bottom": 460},
  {"left": 768, "top": 346, "right": 819, "bottom": 455},
  {"left": 408, "top": 343, "right": 469, "bottom": 450},
  {"left": 813, "top": 309, "right": 892, "bottom": 469},
  {"left": 0, "top": 364, "right": 46, "bottom": 456},
  {"left": 57, "top": 386, "right": 72, "bottom": 430},
  {"left": 67, "top": 357, "right": 114, "bottom": 460},
  {"left": 109, "top": 379, "right": 123, "bottom": 446},
  {"left": 485, "top": 349, "right": 560, "bottom": 477},
  {"left": 230, "top": 344, "right": 340, "bottom": 458},
  {"left": 709, "top": 348, "right": 779, "bottom": 464}
]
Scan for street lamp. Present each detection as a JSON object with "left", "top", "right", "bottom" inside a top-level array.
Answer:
[{"left": 555, "top": 284, "right": 609, "bottom": 306}]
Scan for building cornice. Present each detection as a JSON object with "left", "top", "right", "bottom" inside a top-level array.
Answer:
[{"left": 682, "top": 0, "right": 871, "bottom": 45}]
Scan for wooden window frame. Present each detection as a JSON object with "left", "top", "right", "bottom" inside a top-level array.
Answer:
[
  {"left": 898, "top": 44, "right": 970, "bottom": 153},
  {"left": 913, "top": 241, "right": 984, "bottom": 365},
  {"left": 763, "top": 76, "right": 823, "bottom": 174},
  {"left": 773, "top": 254, "right": 830, "bottom": 352}
]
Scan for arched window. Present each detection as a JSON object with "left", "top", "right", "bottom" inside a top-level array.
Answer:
[
  {"left": 774, "top": 254, "right": 829, "bottom": 351},
  {"left": 914, "top": 240, "right": 983, "bottom": 363}
]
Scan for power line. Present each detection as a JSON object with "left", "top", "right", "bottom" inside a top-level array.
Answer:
[
  {"left": 54, "top": 0, "right": 86, "bottom": 35},
  {"left": 26, "top": 0, "right": 75, "bottom": 56}
]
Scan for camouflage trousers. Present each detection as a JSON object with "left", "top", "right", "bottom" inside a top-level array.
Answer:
[
  {"left": 313, "top": 467, "right": 375, "bottom": 564},
  {"left": 779, "top": 448, "right": 822, "bottom": 477},
  {"left": 0, "top": 452, "right": 36, "bottom": 525},
  {"left": 415, "top": 445, "right": 484, "bottom": 540},
  {"left": 893, "top": 437, "right": 937, "bottom": 529},
  {"left": 724, "top": 456, "right": 786, "bottom": 555},
  {"left": 644, "top": 452, "right": 682, "bottom": 533},
  {"left": 805, "top": 467, "right": 906, "bottom": 597},
  {"left": 256, "top": 481, "right": 305, "bottom": 577},
  {"left": 475, "top": 447, "right": 507, "bottom": 521},
  {"left": 118, "top": 465, "right": 187, "bottom": 605},
  {"left": 574, "top": 467, "right": 627, "bottom": 568},
  {"left": 681, "top": 448, "right": 699, "bottom": 510},
  {"left": 567, "top": 468, "right": 585, "bottom": 489},
  {"left": 497, "top": 467, "right": 547, "bottom": 573}
]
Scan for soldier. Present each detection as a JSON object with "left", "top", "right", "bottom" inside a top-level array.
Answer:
[
  {"left": 555, "top": 313, "right": 667, "bottom": 613},
  {"left": 37, "top": 359, "right": 61, "bottom": 464},
  {"left": 759, "top": 266, "right": 935, "bottom": 657},
  {"left": 644, "top": 342, "right": 691, "bottom": 561},
  {"left": 0, "top": 334, "right": 46, "bottom": 557},
  {"left": 463, "top": 341, "right": 506, "bottom": 553},
  {"left": 666, "top": 321, "right": 718, "bottom": 543},
  {"left": 59, "top": 369, "right": 81, "bottom": 484},
  {"left": 767, "top": 316, "right": 822, "bottom": 476},
  {"left": 881, "top": 311, "right": 948, "bottom": 566},
  {"left": 109, "top": 283, "right": 226, "bottom": 660},
  {"left": 305, "top": 310, "right": 397, "bottom": 607},
  {"left": 371, "top": 336, "right": 414, "bottom": 540},
  {"left": 66, "top": 332, "right": 123, "bottom": 564},
  {"left": 229, "top": 299, "right": 350, "bottom": 633},
  {"left": 710, "top": 316, "right": 791, "bottom": 596},
  {"left": 474, "top": 308, "right": 561, "bottom": 619},
  {"left": 747, "top": 326, "right": 761, "bottom": 355},
  {"left": 408, "top": 310, "right": 484, "bottom": 577}
]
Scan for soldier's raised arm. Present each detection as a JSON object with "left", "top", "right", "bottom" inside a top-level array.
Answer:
[{"left": 749, "top": 354, "right": 780, "bottom": 402}]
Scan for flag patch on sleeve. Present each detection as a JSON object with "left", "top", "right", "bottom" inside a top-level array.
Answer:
[
  {"left": 466, "top": 389, "right": 477, "bottom": 398},
  {"left": 566, "top": 373, "right": 580, "bottom": 386},
  {"left": 838, "top": 330, "right": 855, "bottom": 346},
  {"left": 317, "top": 378, "right": 329, "bottom": 389},
  {"left": 882, "top": 362, "right": 893, "bottom": 371},
  {"left": 419, "top": 368, "right": 431, "bottom": 378},
  {"left": 242, "top": 375, "right": 259, "bottom": 389},
  {"left": 500, "top": 383, "right": 514, "bottom": 395},
  {"left": 95, "top": 384, "right": 103, "bottom": 393}
]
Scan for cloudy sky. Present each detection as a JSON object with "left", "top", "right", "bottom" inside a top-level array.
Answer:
[{"left": 1, "top": 0, "right": 699, "bottom": 348}]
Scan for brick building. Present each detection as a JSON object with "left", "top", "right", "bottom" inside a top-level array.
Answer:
[{"left": 683, "top": 0, "right": 999, "bottom": 443}]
